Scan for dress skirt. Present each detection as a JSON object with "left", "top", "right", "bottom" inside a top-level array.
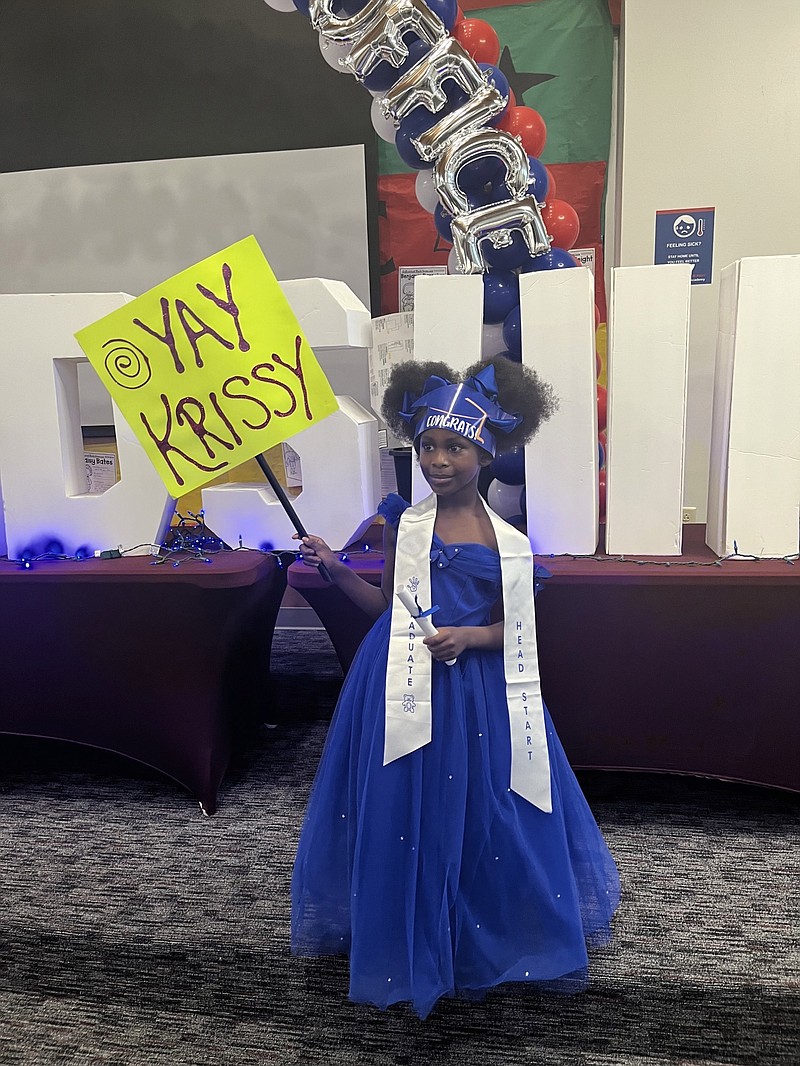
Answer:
[{"left": 291, "top": 513, "right": 620, "bottom": 1019}]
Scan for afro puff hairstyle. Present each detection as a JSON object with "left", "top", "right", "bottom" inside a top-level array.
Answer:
[{"left": 381, "top": 356, "right": 558, "bottom": 455}]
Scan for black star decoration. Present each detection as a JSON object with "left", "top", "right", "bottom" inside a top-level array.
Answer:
[{"left": 498, "top": 46, "right": 556, "bottom": 105}]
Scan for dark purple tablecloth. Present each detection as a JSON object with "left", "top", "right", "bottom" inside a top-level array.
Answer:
[
  {"left": 288, "top": 526, "right": 800, "bottom": 792},
  {"left": 0, "top": 551, "right": 287, "bottom": 812}
]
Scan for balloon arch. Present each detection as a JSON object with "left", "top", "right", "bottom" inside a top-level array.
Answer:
[{"left": 264, "top": 0, "right": 606, "bottom": 520}]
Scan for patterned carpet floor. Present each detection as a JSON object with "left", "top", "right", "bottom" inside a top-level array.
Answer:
[{"left": 0, "top": 630, "right": 797, "bottom": 1066}]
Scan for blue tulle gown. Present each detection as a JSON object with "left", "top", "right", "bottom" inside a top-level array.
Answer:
[{"left": 291, "top": 495, "right": 620, "bottom": 1018}]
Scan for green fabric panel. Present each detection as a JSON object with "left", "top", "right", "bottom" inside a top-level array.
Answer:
[
  {"left": 475, "top": 0, "right": 612, "bottom": 164},
  {"left": 377, "top": 0, "right": 612, "bottom": 174},
  {"left": 378, "top": 137, "right": 411, "bottom": 176}
]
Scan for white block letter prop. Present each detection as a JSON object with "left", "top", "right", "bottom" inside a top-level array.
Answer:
[
  {"left": 201, "top": 274, "right": 382, "bottom": 549},
  {"left": 73, "top": 236, "right": 338, "bottom": 500},
  {"left": 411, "top": 273, "right": 483, "bottom": 502},
  {"left": 413, "top": 272, "right": 483, "bottom": 365},
  {"left": 0, "top": 293, "right": 172, "bottom": 558},
  {"left": 281, "top": 277, "right": 373, "bottom": 412},
  {"left": 520, "top": 268, "right": 598, "bottom": 555},
  {"left": 706, "top": 255, "right": 800, "bottom": 558},
  {"left": 605, "top": 265, "right": 691, "bottom": 556},
  {"left": 280, "top": 277, "right": 372, "bottom": 351},
  {"left": 201, "top": 396, "right": 380, "bottom": 550}
]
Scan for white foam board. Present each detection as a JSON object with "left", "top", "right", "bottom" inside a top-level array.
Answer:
[
  {"left": 606, "top": 265, "right": 691, "bottom": 555},
  {"left": 520, "top": 268, "right": 598, "bottom": 554},
  {"left": 706, "top": 255, "right": 800, "bottom": 558},
  {"left": 411, "top": 273, "right": 483, "bottom": 502},
  {"left": 281, "top": 277, "right": 373, "bottom": 413}
]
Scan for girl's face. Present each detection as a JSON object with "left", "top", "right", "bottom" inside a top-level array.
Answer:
[{"left": 418, "top": 428, "right": 492, "bottom": 497}]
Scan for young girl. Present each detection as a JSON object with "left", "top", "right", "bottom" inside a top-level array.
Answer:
[{"left": 291, "top": 357, "right": 620, "bottom": 1018}]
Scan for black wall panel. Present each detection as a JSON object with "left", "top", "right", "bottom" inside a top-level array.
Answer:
[{"left": 0, "top": 0, "right": 379, "bottom": 304}]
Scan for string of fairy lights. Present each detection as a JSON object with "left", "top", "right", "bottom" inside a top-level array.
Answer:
[
  {"left": 9, "top": 510, "right": 381, "bottom": 571},
  {"left": 550, "top": 548, "right": 798, "bottom": 568},
  {"left": 8, "top": 509, "right": 797, "bottom": 571}
]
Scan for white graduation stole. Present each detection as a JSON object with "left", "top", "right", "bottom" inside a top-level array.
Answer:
[{"left": 384, "top": 493, "right": 552, "bottom": 813}]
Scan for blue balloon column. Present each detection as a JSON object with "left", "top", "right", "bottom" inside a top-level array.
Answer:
[{"left": 268, "top": 0, "right": 604, "bottom": 529}]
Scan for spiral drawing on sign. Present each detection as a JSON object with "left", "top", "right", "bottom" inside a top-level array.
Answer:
[{"left": 102, "top": 338, "right": 152, "bottom": 389}]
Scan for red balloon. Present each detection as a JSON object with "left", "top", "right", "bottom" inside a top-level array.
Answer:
[
  {"left": 497, "top": 106, "right": 546, "bottom": 158},
  {"left": 597, "top": 384, "right": 608, "bottom": 433},
  {"left": 598, "top": 470, "right": 607, "bottom": 519},
  {"left": 544, "top": 166, "right": 556, "bottom": 200},
  {"left": 541, "top": 199, "right": 580, "bottom": 250},
  {"left": 453, "top": 18, "right": 501, "bottom": 65},
  {"left": 594, "top": 303, "right": 601, "bottom": 329}
]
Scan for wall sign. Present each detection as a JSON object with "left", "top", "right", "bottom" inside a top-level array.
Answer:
[{"left": 654, "top": 208, "right": 715, "bottom": 285}]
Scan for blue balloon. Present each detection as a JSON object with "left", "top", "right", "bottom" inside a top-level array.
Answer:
[
  {"left": 452, "top": 63, "right": 511, "bottom": 121},
  {"left": 483, "top": 233, "right": 531, "bottom": 271},
  {"left": 502, "top": 304, "right": 522, "bottom": 354},
  {"left": 434, "top": 202, "right": 453, "bottom": 242},
  {"left": 526, "top": 155, "right": 550, "bottom": 201},
  {"left": 463, "top": 184, "right": 494, "bottom": 210},
  {"left": 482, "top": 271, "right": 519, "bottom": 324},
  {"left": 490, "top": 447, "right": 525, "bottom": 485},
  {"left": 495, "top": 347, "right": 522, "bottom": 364},
  {"left": 489, "top": 155, "right": 548, "bottom": 205},
  {"left": 395, "top": 123, "right": 434, "bottom": 169},
  {"left": 519, "top": 247, "right": 578, "bottom": 273},
  {"left": 402, "top": 71, "right": 476, "bottom": 139},
  {"left": 423, "top": 0, "right": 458, "bottom": 30},
  {"left": 599, "top": 439, "right": 606, "bottom": 469},
  {"left": 478, "top": 63, "right": 511, "bottom": 109},
  {"left": 293, "top": 0, "right": 310, "bottom": 14},
  {"left": 363, "top": 38, "right": 429, "bottom": 93},
  {"left": 399, "top": 102, "right": 439, "bottom": 140},
  {"left": 458, "top": 153, "right": 503, "bottom": 191}
]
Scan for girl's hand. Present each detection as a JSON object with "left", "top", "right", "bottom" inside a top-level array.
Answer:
[
  {"left": 292, "top": 533, "right": 340, "bottom": 573},
  {"left": 423, "top": 626, "right": 471, "bottom": 661}
]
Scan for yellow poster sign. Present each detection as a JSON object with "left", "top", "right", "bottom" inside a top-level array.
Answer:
[{"left": 74, "top": 236, "right": 338, "bottom": 498}]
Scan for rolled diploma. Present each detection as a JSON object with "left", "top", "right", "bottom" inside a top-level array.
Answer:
[{"left": 396, "top": 585, "right": 457, "bottom": 666}]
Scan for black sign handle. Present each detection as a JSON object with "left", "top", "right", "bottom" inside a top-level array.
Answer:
[{"left": 255, "top": 453, "right": 333, "bottom": 584}]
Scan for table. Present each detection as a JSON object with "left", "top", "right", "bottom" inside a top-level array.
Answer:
[
  {"left": 0, "top": 550, "right": 288, "bottom": 813},
  {"left": 288, "top": 526, "right": 800, "bottom": 792}
]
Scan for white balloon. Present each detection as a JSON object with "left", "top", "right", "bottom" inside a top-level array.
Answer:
[
  {"left": 319, "top": 32, "right": 353, "bottom": 71},
  {"left": 263, "top": 0, "right": 297, "bottom": 11},
  {"left": 414, "top": 170, "right": 440, "bottom": 214},
  {"left": 487, "top": 479, "right": 524, "bottom": 520},
  {"left": 370, "top": 96, "right": 397, "bottom": 143},
  {"left": 481, "top": 320, "right": 505, "bottom": 359}
]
